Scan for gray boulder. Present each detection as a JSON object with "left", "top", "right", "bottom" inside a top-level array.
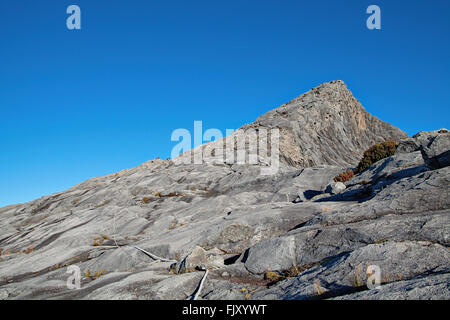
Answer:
[
  {"left": 395, "top": 138, "right": 420, "bottom": 154},
  {"left": 420, "top": 131, "right": 450, "bottom": 169},
  {"left": 177, "top": 246, "right": 224, "bottom": 273},
  {"left": 326, "top": 182, "right": 346, "bottom": 194}
]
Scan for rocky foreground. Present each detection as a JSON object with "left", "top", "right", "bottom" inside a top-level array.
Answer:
[{"left": 0, "top": 81, "right": 448, "bottom": 300}]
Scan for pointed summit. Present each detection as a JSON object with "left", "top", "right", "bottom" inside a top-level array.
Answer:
[{"left": 244, "top": 80, "right": 408, "bottom": 167}]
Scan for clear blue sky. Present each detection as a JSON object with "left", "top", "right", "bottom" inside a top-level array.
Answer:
[{"left": 1, "top": 0, "right": 449, "bottom": 207}]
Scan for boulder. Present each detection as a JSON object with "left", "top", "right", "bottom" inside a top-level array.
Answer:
[
  {"left": 177, "top": 246, "right": 224, "bottom": 273},
  {"left": 326, "top": 182, "right": 346, "bottom": 194},
  {"left": 420, "top": 132, "right": 450, "bottom": 169},
  {"left": 395, "top": 138, "right": 420, "bottom": 154}
]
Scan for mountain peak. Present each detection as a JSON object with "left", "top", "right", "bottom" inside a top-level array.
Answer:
[{"left": 247, "top": 81, "right": 407, "bottom": 168}]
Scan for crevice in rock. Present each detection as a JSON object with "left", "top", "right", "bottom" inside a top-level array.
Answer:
[{"left": 224, "top": 254, "right": 241, "bottom": 265}]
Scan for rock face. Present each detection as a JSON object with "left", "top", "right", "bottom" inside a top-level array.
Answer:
[
  {"left": 419, "top": 129, "right": 450, "bottom": 169},
  {"left": 244, "top": 80, "right": 408, "bottom": 168},
  {"left": 0, "top": 81, "right": 448, "bottom": 300},
  {"left": 176, "top": 246, "right": 224, "bottom": 273}
]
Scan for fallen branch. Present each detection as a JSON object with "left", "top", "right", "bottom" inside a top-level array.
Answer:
[
  {"left": 191, "top": 268, "right": 209, "bottom": 300},
  {"left": 129, "top": 245, "right": 177, "bottom": 263}
]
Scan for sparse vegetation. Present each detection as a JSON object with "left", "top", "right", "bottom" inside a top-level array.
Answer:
[
  {"left": 150, "top": 192, "right": 184, "bottom": 201},
  {"left": 333, "top": 140, "right": 398, "bottom": 183},
  {"left": 92, "top": 237, "right": 103, "bottom": 246},
  {"left": 22, "top": 247, "right": 35, "bottom": 254},
  {"left": 84, "top": 269, "right": 107, "bottom": 281},
  {"left": 92, "top": 234, "right": 110, "bottom": 246},
  {"left": 141, "top": 197, "right": 153, "bottom": 204},
  {"left": 239, "top": 287, "right": 256, "bottom": 299},
  {"left": 264, "top": 266, "right": 302, "bottom": 286},
  {"left": 264, "top": 271, "right": 283, "bottom": 284},
  {"left": 0, "top": 246, "right": 34, "bottom": 256},
  {"left": 354, "top": 140, "right": 398, "bottom": 174},
  {"left": 283, "top": 266, "right": 301, "bottom": 278},
  {"left": 168, "top": 221, "right": 177, "bottom": 230},
  {"left": 351, "top": 265, "right": 365, "bottom": 288},
  {"left": 333, "top": 169, "right": 354, "bottom": 183},
  {"left": 375, "top": 238, "right": 388, "bottom": 244},
  {"left": 352, "top": 274, "right": 364, "bottom": 287},
  {"left": 167, "top": 192, "right": 184, "bottom": 197},
  {"left": 168, "top": 219, "right": 185, "bottom": 230}
]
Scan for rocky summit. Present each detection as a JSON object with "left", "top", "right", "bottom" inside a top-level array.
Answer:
[{"left": 0, "top": 81, "right": 448, "bottom": 300}]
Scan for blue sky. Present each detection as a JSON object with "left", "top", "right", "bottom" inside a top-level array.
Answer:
[{"left": 0, "top": 0, "right": 449, "bottom": 206}]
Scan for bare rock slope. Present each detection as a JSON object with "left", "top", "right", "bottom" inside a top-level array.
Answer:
[
  {"left": 0, "top": 81, "right": 448, "bottom": 300},
  {"left": 246, "top": 80, "right": 407, "bottom": 167}
]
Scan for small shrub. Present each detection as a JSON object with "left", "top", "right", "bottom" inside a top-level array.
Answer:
[
  {"left": 283, "top": 266, "right": 300, "bottom": 278},
  {"left": 375, "top": 238, "right": 388, "bottom": 244},
  {"left": 333, "top": 169, "right": 354, "bottom": 183},
  {"left": 92, "top": 270, "right": 106, "bottom": 280},
  {"left": 352, "top": 274, "right": 364, "bottom": 287},
  {"left": 0, "top": 249, "right": 11, "bottom": 256},
  {"left": 168, "top": 220, "right": 178, "bottom": 230},
  {"left": 354, "top": 141, "right": 398, "bottom": 174},
  {"left": 92, "top": 237, "right": 103, "bottom": 246},
  {"left": 84, "top": 269, "right": 107, "bottom": 281},
  {"left": 141, "top": 197, "right": 153, "bottom": 204},
  {"left": 264, "top": 271, "right": 283, "bottom": 284},
  {"left": 22, "top": 247, "right": 35, "bottom": 254},
  {"left": 0, "top": 247, "right": 34, "bottom": 256},
  {"left": 167, "top": 192, "right": 184, "bottom": 197},
  {"left": 264, "top": 266, "right": 307, "bottom": 286}
]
